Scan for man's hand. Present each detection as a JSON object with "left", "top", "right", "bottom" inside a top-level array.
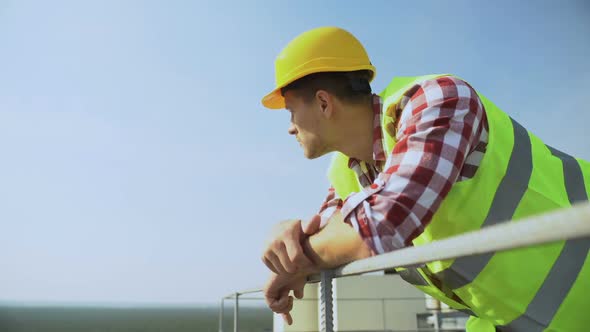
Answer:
[
  {"left": 262, "top": 215, "right": 322, "bottom": 274},
  {"left": 263, "top": 272, "right": 308, "bottom": 326}
]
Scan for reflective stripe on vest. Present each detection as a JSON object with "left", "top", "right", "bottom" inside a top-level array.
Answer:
[
  {"left": 398, "top": 268, "right": 429, "bottom": 286},
  {"left": 499, "top": 146, "right": 590, "bottom": 332}
]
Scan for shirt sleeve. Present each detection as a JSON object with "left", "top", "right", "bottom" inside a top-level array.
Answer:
[{"left": 341, "top": 76, "right": 487, "bottom": 254}]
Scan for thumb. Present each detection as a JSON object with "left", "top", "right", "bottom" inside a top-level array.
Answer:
[
  {"left": 293, "top": 284, "right": 305, "bottom": 299},
  {"left": 293, "top": 276, "right": 307, "bottom": 300},
  {"left": 302, "top": 214, "right": 322, "bottom": 235}
]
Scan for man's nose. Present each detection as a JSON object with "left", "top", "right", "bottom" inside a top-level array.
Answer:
[{"left": 288, "top": 124, "right": 297, "bottom": 136}]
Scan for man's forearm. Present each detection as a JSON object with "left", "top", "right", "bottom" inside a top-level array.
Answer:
[{"left": 301, "top": 211, "right": 373, "bottom": 270}]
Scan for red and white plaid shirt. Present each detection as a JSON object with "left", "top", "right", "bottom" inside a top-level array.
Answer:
[{"left": 317, "top": 76, "right": 489, "bottom": 254}]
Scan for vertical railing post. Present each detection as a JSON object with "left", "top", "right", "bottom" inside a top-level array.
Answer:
[
  {"left": 234, "top": 293, "right": 239, "bottom": 332},
  {"left": 319, "top": 270, "right": 334, "bottom": 332},
  {"left": 219, "top": 298, "right": 225, "bottom": 332}
]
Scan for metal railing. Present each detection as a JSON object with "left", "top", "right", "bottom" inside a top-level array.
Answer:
[{"left": 221, "top": 202, "right": 590, "bottom": 332}]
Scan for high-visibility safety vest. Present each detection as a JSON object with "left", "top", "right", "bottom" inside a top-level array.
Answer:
[{"left": 327, "top": 74, "right": 590, "bottom": 332}]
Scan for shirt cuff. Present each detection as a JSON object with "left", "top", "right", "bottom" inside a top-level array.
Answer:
[
  {"left": 301, "top": 205, "right": 342, "bottom": 232},
  {"left": 319, "top": 205, "right": 340, "bottom": 228}
]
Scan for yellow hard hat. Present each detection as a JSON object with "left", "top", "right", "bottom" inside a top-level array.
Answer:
[{"left": 261, "top": 26, "right": 376, "bottom": 110}]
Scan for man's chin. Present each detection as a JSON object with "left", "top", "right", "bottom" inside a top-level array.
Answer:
[{"left": 303, "top": 148, "right": 325, "bottom": 160}]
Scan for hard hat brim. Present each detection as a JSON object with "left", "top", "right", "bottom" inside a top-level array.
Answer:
[{"left": 261, "top": 88, "right": 285, "bottom": 110}]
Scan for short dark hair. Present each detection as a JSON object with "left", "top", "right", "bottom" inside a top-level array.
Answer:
[{"left": 280, "top": 70, "right": 373, "bottom": 106}]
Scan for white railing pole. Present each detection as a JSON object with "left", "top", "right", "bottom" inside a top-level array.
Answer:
[
  {"left": 234, "top": 293, "right": 239, "bottom": 332},
  {"left": 433, "top": 310, "right": 440, "bottom": 332},
  {"left": 219, "top": 298, "right": 224, "bottom": 332}
]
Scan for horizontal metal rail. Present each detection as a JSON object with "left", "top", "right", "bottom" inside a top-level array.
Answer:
[
  {"left": 309, "top": 202, "right": 590, "bottom": 282},
  {"left": 224, "top": 296, "right": 428, "bottom": 301}
]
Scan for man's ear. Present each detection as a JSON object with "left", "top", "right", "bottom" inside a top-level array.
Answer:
[{"left": 315, "top": 90, "right": 333, "bottom": 119}]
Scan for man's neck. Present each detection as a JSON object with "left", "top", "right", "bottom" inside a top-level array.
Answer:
[{"left": 333, "top": 102, "right": 375, "bottom": 163}]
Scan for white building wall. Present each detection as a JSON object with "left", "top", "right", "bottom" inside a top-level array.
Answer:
[{"left": 277, "top": 273, "right": 428, "bottom": 332}]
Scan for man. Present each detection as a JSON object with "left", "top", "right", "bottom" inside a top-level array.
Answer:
[{"left": 260, "top": 26, "right": 590, "bottom": 332}]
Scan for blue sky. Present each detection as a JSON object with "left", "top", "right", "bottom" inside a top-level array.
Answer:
[{"left": 0, "top": 1, "right": 588, "bottom": 304}]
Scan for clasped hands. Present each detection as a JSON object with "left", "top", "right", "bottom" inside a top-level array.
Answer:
[{"left": 261, "top": 214, "right": 322, "bottom": 325}]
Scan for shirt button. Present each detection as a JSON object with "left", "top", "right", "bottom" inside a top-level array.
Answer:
[{"left": 370, "top": 184, "right": 378, "bottom": 189}]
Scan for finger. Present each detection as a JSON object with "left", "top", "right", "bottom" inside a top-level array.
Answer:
[
  {"left": 286, "top": 296, "right": 294, "bottom": 312},
  {"left": 302, "top": 214, "right": 322, "bottom": 235},
  {"left": 268, "top": 288, "right": 290, "bottom": 312},
  {"left": 282, "top": 312, "right": 293, "bottom": 326},
  {"left": 293, "top": 282, "right": 305, "bottom": 299},
  {"left": 279, "top": 298, "right": 294, "bottom": 324},
  {"left": 264, "top": 289, "right": 278, "bottom": 308},
  {"left": 263, "top": 277, "right": 279, "bottom": 304},
  {"left": 270, "top": 294, "right": 292, "bottom": 313},
  {"left": 285, "top": 239, "right": 312, "bottom": 271},
  {"left": 272, "top": 295, "right": 294, "bottom": 314},
  {"left": 263, "top": 273, "right": 288, "bottom": 307},
  {"left": 275, "top": 288, "right": 293, "bottom": 313},
  {"left": 264, "top": 295, "right": 273, "bottom": 308},
  {"left": 266, "top": 251, "right": 287, "bottom": 274},
  {"left": 262, "top": 256, "right": 278, "bottom": 274},
  {"left": 275, "top": 243, "right": 297, "bottom": 273},
  {"left": 265, "top": 289, "right": 281, "bottom": 308},
  {"left": 269, "top": 297, "right": 289, "bottom": 313}
]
